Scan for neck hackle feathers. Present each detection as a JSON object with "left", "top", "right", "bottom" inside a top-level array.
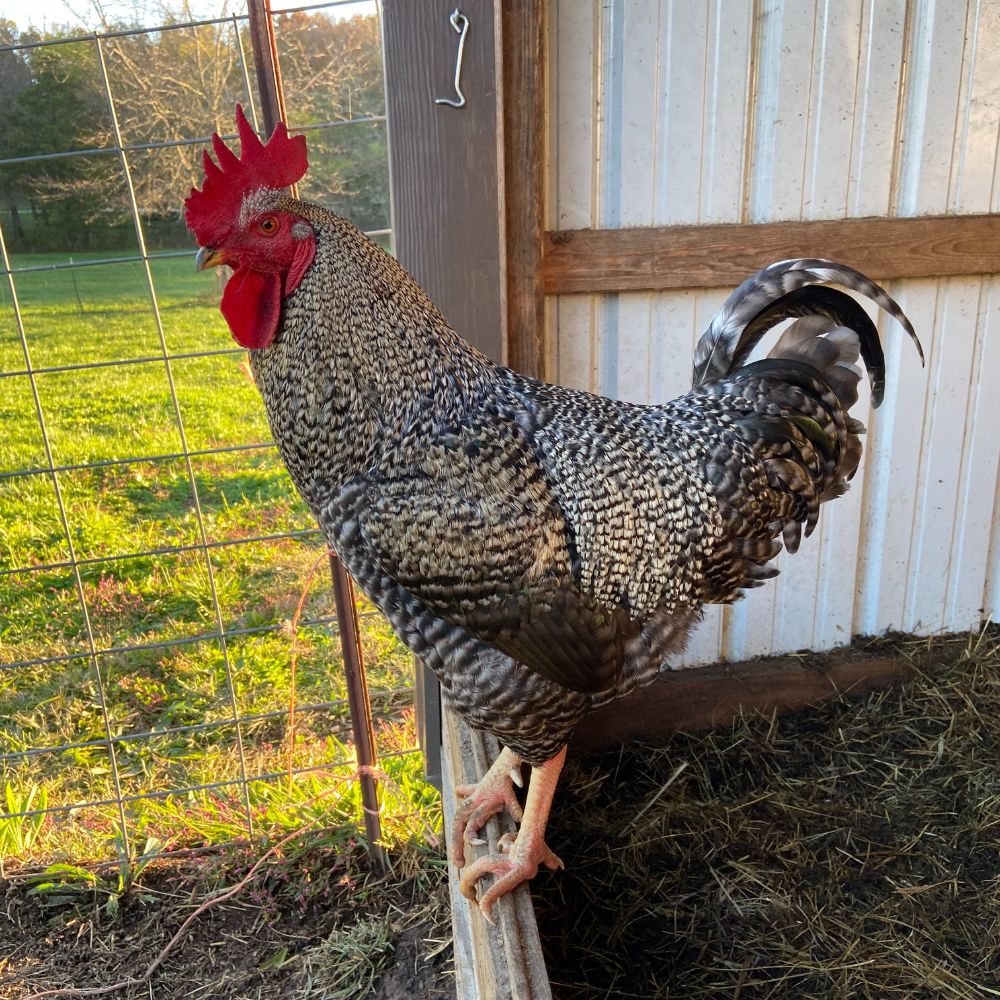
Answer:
[{"left": 184, "top": 105, "right": 308, "bottom": 247}]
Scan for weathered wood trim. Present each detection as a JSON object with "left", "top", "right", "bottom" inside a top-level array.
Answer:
[
  {"left": 442, "top": 710, "right": 553, "bottom": 1000},
  {"left": 572, "top": 651, "right": 915, "bottom": 753},
  {"left": 414, "top": 652, "right": 442, "bottom": 790},
  {"left": 543, "top": 215, "right": 1000, "bottom": 294},
  {"left": 499, "top": 0, "right": 546, "bottom": 377}
]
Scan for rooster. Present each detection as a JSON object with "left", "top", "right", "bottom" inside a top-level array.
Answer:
[{"left": 185, "top": 108, "right": 923, "bottom": 920}]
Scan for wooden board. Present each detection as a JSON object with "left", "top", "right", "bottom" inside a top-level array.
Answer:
[
  {"left": 572, "top": 651, "right": 915, "bottom": 753},
  {"left": 500, "top": 0, "right": 546, "bottom": 378},
  {"left": 542, "top": 214, "right": 1000, "bottom": 294},
  {"left": 381, "top": 0, "right": 507, "bottom": 785},
  {"left": 443, "top": 645, "right": 917, "bottom": 995},
  {"left": 442, "top": 710, "right": 553, "bottom": 1000}
]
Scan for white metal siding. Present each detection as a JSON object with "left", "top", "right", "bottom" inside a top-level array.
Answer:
[{"left": 546, "top": 0, "right": 1000, "bottom": 665}]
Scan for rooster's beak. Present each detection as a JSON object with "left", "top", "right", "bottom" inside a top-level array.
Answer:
[{"left": 195, "top": 246, "right": 228, "bottom": 271}]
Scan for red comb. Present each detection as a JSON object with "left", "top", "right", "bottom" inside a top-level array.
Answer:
[{"left": 184, "top": 105, "right": 308, "bottom": 246}]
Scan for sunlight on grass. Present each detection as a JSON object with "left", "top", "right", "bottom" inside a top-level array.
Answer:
[{"left": 1, "top": 254, "right": 435, "bottom": 870}]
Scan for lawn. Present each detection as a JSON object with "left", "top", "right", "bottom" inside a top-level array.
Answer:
[{"left": 0, "top": 250, "right": 437, "bottom": 870}]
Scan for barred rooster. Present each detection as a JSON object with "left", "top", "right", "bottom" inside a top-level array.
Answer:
[{"left": 186, "top": 109, "right": 923, "bottom": 920}]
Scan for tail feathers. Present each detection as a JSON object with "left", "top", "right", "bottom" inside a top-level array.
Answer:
[
  {"left": 691, "top": 258, "right": 924, "bottom": 405},
  {"left": 732, "top": 415, "right": 821, "bottom": 554},
  {"left": 708, "top": 323, "right": 876, "bottom": 567},
  {"left": 769, "top": 316, "right": 860, "bottom": 370},
  {"left": 690, "top": 259, "right": 923, "bottom": 604},
  {"left": 768, "top": 318, "right": 863, "bottom": 410}
]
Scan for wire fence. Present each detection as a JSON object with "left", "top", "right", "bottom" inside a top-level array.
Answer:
[{"left": 0, "top": 1, "right": 419, "bottom": 875}]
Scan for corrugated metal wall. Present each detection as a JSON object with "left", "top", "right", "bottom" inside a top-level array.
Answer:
[{"left": 545, "top": 0, "right": 1000, "bottom": 665}]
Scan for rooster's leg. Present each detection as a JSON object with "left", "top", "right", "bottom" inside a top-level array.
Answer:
[
  {"left": 459, "top": 746, "right": 566, "bottom": 922},
  {"left": 451, "top": 746, "right": 525, "bottom": 866}
]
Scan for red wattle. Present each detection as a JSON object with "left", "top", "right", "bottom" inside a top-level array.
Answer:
[{"left": 220, "top": 265, "right": 282, "bottom": 350}]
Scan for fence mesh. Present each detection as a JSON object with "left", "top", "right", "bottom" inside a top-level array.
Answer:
[{"left": 0, "top": 0, "right": 422, "bottom": 874}]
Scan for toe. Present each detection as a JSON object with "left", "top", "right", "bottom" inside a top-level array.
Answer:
[
  {"left": 479, "top": 867, "right": 530, "bottom": 922},
  {"left": 458, "top": 844, "right": 558, "bottom": 921},
  {"left": 462, "top": 801, "right": 498, "bottom": 844},
  {"left": 503, "top": 789, "right": 524, "bottom": 823},
  {"left": 459, "top": 855, "right": 512, "bottom": 903},
  {"left": 539, "top": 843, "right": 564, "bottom": 871}
]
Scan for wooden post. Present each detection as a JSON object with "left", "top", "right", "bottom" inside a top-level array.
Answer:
[
  {"left": 381, "top": 0, "right": 505, "bottom": 357},
  {"left": 500, "top": 0, "right": 546, "bottom": 378},
  {"left": 246, "top": 0, "right": 287, "bottom": 135}
]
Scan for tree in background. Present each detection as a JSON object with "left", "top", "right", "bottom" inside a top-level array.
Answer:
[
  {"left": 0, "top": 19, "right": 35, "bottom": 245},
  {"left": 0, "top": 2, "right": 389, "bottom": 254},
  {"left": 1, "top": 25, "right": 126, "bottom": 250},
  {"left": 274, "top": 11, "right": 389, "bottom": 233}
]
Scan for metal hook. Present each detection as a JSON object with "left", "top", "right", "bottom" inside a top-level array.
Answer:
[{"left": 435, "top": 8, "right": 469, "bottom": 109}]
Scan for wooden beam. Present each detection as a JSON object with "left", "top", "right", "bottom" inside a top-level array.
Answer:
[
  {"left": 572, "top": 650, "right": 916, "bottom": 754},
  {"left": 442, "top": 710, "right": 553, "bottom": 1000},
  {"left": 500, "top": 0, "right": 546, "bottom": 377},
  {"left": 543, "top": 214, "right": 1000, "bottom": 294},
  {"left": 246, "top": 0, "right": 287, "bottom": 136}
]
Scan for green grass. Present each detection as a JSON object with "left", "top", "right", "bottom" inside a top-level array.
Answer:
[{"left": 0, "top": 251, "right": 437, "bottom": 869}]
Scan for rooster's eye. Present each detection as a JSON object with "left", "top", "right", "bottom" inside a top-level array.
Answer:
[{"left": 258, "top": 216, "right": 279, "bottom": 235}]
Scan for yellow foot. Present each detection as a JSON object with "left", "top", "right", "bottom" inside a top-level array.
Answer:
[
  {"left": 451, "top": 746, "right": 524, "bottom": 867},
  {"left": 459, "top": 830, "right": 564, "bottom": 923}
]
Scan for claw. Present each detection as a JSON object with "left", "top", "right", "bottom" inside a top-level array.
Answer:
[
  {"left": 459, "top": 836, "right": 564, "bottom": 923},
  {"left": 509, "top": 766, "right": 524, "bottom": 788},
  {"left": 450, "top": 747, "right": 524, "bottom": 867}
]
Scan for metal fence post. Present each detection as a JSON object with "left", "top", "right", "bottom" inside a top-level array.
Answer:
[
  {"left": 329, "top": 555, "right": 387, "bottom": 871},
  {"left": 245, "top": 0, "right": 386, "bottom": 870}
]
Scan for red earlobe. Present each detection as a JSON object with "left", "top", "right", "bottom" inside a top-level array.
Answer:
[{"left": 285, "top": 235, "right": 316, "bottom": 296}]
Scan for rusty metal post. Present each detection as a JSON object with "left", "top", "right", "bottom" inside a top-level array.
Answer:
[
  {"left": 246, "top": 0, "right": 287, "bottom": 135},
  {"left": 245, "top": 0, "right": 386, "bottom": 872},
  {"left": 330, "top": 555, "right": 387, "bottom": 871}
]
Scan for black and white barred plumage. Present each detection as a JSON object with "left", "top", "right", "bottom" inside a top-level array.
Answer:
[{"left": 248, "top": 195, "right": 922, "bottom": 764}]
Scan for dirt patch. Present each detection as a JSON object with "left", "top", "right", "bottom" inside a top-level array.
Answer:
[
  {"left": 0, "top": 842, "right": 455, "bottom": 1000},
  {"left": 534, "top": 631, "right": 1000, "bottom": 999}
]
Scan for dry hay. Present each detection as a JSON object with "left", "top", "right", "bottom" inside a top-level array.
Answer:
[{"left": 534, "top": 630, "right": 1000, "bottom": 999}]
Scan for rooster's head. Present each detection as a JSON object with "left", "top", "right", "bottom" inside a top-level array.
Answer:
[{"left": 185, "top": 105, "right": 314, "bottom": 350}]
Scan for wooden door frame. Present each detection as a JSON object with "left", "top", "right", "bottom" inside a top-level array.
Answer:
[
  {"left": 500, "top": 0, "right": 547, "bottom": 378},
  {"left": 381, "top": 0, "right": 546, "bottom": 366}
]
